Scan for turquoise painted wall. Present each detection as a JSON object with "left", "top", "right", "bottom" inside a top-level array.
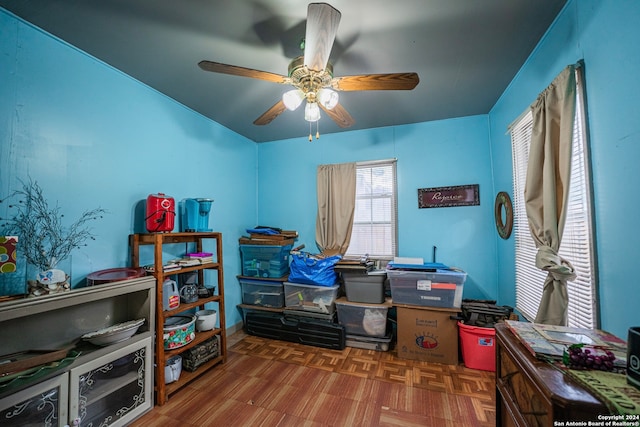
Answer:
[
  {"left": 257, "top": 116, "right": 497, "bottom": 301},
  {"left": 0, "top": 10, "right": 257, "bottom": 328},
  {"left": 489, "top": 0, "right": 640, "bottom": 338},
  {"left": 3, "top": 0, "right": 639, "bottom": 339}
]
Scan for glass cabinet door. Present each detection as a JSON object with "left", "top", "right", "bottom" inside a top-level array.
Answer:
[
  {"left": 69, "top": 338, "right": 152, "bottom": 427},
  {"left": 0, "top": 372, "right": 69, "bottom": 427}
]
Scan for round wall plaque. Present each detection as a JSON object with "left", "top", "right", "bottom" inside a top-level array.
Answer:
[{"left": 494, "top": 191, "right": 513, "bottom": 239}]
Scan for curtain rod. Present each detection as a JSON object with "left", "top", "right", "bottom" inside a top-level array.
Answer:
[
  {"left": 356, "top": 158, "right": 397, "bottom": 166},
  {"left": 506, "top": 60, "right": 584, "bottom": 134},
  {"left": 506, "top": 107, "right": 532, "bottom": 134}
]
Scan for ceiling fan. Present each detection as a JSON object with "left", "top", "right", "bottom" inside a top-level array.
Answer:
[{"left": 198, "top": 2, "right": 419, "bottom": 140}]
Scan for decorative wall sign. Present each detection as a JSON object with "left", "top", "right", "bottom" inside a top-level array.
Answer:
[{"left": 418, "top": 184, "right": 479, "bottom": 208}]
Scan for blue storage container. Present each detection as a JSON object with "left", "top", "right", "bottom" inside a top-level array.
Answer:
[{"left": 240, "top": 244, "right": 292, "bottom": 278}]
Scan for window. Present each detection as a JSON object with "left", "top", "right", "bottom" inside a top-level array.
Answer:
[
  {"left": 509, "top": 68, "right": 598, "bottom": 329},
  {"left": 346, "top": 159, "right": 398, "bottom": 260}
]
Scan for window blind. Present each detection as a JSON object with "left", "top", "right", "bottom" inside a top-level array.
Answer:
[{"left": 346, "top": 159, "right": 398, "bottom": 259}]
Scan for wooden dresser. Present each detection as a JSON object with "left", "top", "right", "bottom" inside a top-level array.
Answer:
[{"left": 495, "top": 323, "right": 610, "bottom": 426}]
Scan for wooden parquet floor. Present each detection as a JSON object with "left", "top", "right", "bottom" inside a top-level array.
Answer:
[{"left": 131, "top": 333, "right": 496, "bottom": 426}]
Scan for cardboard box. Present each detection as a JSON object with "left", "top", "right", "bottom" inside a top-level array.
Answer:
[{"left": 396, "top": 304, "right": 460, "bottom": 365}]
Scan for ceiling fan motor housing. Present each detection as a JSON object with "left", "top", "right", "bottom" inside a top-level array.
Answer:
[{"left": 288, "top": 56, "right": 334, "bottom": 101}]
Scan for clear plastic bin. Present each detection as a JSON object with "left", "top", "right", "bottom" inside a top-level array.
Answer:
[
  {"left": 239, "top": 278, "right": 285, "bottom": 308},
  {"left": 284, "top": 282, "right": 340, "bottom": 314},
  {"left": 240, "top": 244, "right": 292, "bottom": 278},
  {"left": 336, "top": 297, "right": 390, "bottom": 337},
  {"left": 387, "top": 269, "right": 466, "bottom": 308}
]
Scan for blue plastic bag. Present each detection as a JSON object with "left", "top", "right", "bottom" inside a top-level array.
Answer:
[{"left": 288, "top": 252, "right": 342, "bottom": 287}]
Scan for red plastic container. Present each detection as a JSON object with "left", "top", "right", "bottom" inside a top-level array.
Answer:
[
  {"left": 458, "top": 321, "right": 496, "bottom": 371},
  {"left": 146, "top": 193, "right": 175, "bottom": 232}
]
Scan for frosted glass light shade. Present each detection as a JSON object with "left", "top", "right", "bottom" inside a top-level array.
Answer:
[
  {"left": 282, "top": 89, "right": 304, "bottom": 110},
  {"left": 304, "top": 102, "right": 321, "bottom": 122},
  {"left": 318, "top": 88, "right": 339, "bottom": 110}
]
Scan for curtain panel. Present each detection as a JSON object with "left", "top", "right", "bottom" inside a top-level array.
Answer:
[
  {"left": 315, "top": 162, "right": 356, "bottom": 256},
  {"left": 524, "top": 64, "right": 578, "bottom": 326}
]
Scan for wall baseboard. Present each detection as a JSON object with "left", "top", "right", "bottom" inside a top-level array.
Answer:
[{"left": 227, "top": 320, "right": 243, "bottom": 336}]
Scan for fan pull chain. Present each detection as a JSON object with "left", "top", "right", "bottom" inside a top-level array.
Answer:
[{"left": 307, "top": 117, "right": 321, "bottom": 141}]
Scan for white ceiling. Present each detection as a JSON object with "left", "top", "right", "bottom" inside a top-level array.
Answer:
[{"left": 0, "top": 0, "right": 567, "bottom": 142}]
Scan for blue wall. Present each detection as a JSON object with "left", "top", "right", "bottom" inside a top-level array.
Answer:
[
  {"left": 2, "top": 0, "right": 640, "bottom": 338},
  {"left": 0, "top": 10, "right": 257, "bottom": 327},
  {"left": 489, "top": 0, "right": 640, "bottom": 338},
  {"left": 257, "top": 117, "right": 497, "bottom": 301}
]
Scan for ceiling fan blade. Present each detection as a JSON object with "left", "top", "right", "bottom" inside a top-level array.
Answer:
[
  {"left": 304, "top": 3, "right": 341, "bottom": 72},
  {"left": 198, "top": 61, "right": 288, "bottom": 84},
  {"left": 254, "top": 100, "right": 288, "bottom": 125},
  {"left": 319, "top": 102, "right": 354, "bottom": 128},
  {"left": 332, "top": 73, "right": 420, "bottom": 91}
]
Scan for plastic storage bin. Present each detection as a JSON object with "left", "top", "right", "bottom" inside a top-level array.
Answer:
[
  {"left": 239, "top": 278, "right": 285, "bottom": 308},
  {"left": 284, "top": 282, "right": 340, "bottom": 314},
  {"left": 387, "top": 269, "right": 466, "bottom": 308},
  {"left": 244, "top": 311, "right": 346, "bottom": 350},
  {"left": 341, "top": 271, "right": 387, "bottom": 304},
  {"left": 458, "top": 321, "right": 496, "bottom": 371},
  {"left": 164, "top": 355, "right": 182, "bottom": 384},
  {"left": 335, "top": 297, "right": 391, "bottom": 337},
  {"left": 240, "top": 244, "right": 292, "bottom": 278},
  {"left": 345, "top": 333, "right": 393, "bottom": 351}
]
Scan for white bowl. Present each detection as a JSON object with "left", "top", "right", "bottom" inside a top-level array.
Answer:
[
  {"left": 82, "top": 319, "right": 145, "bottom": 346},
  {"left": 195, "top": 309, "right": 217, "bottom": 332}
]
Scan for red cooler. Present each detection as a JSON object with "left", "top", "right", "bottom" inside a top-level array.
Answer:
[{"left": 146, "top": 193, "right": 175, "bottom": 232}]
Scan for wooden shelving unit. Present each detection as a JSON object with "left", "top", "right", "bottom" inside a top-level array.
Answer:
[{"left": 129, "top": 232, "right": 226, "bottom": 406}]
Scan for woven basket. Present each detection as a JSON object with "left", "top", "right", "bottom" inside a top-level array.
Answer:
[{"left": 182, "top": 335, "right": 220, "bottom": 372}]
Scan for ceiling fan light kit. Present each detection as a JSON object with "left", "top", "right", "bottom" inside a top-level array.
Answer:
[
  {"left": 318, "top": 88, "right": 339, "bottom": 110},
  {"left": 282, "top": 89, "right": 304, "bottom": 111},
  {"left": 304, "top": 102, "right": 321, "bottom": 122},
  {"left": 198, "top": 2, "right": 420, "bottom": 140}
]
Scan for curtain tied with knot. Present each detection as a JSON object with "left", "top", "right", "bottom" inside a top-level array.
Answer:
[{"left": 524, "top": 64, "right": 577, "bottom": 326}]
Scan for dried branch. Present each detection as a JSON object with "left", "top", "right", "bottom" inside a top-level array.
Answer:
[{"left": 0, "top": 178, "right": 107, "bottom": 271}]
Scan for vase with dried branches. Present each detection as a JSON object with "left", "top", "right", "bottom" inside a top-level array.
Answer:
[{"left": 0, "top": 179, "right": 106, "bottom": 295}]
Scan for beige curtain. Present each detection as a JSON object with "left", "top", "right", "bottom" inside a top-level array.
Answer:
[
  {"left": 525, "top": 65, "right": 578, "bottom": 326},
  {"left": 315, "top": 162, "right": 356, "bottom": 256}
]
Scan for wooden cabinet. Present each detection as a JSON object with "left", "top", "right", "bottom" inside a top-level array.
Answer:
[
  {"left": 129, "top": 232, "right": 226, "bottom": 406},
  {"left": 0, "top": 276, "right": 156, "bottom": 426},
  {"left": 495, "top": 323, "right": 609, "bottom": 426}
]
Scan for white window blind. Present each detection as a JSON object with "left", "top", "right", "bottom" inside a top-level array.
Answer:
[
  {"left": 346, "top": 159, "right": 398, "bottom": 260},
  {"left": 510, "top": 69, "right": 598, "bottom": 329}
]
